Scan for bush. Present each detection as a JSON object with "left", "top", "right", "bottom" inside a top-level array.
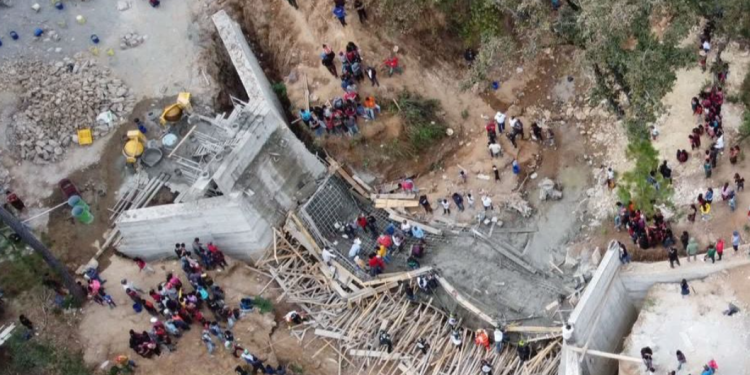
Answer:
[
  {"left": 396, "top": 92, "right": 447, "bottom": 152},
  {"left": 1, "top": 334, "right": 92, "bottom": 375},
  {"left": 616, "top": 138, "right": 672, "bottom": 215},
  {"left": 253, "top": 296, "right": 274, "bottom": 314},
  {"left": 0, "top": 248, "right": 46, "bottom": 297}
]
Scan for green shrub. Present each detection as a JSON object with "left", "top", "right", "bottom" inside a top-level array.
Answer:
[
  {"left": 396, "top": 92, "right": 447, "bottom": 152},
  {"left": 1, "top": 334, "right": 92, "bottom": 375},
  {"left": 253, "top": 296, "right": 274, "bottom": 314}
]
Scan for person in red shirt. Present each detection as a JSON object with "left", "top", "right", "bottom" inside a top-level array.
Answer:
[
  {"left": 5, "top": 190, "right": 25, "bottom": 211},
  {"left": 485, "top": 122, "right": 496, "bottom": 143},
  {"left": 377, "top": 234, "right": 393, "bottom": 251},
  {"left": 368, "top": 254, "right": 384, "bottom": 275},
  {"left": 716, "top": 238, "right": 725, "bottom": 260},
  {"left": 357, "top": 214, "right": 368, "bottom": 232}
]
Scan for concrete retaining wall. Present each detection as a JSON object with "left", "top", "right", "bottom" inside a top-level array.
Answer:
[
  {"left": 117, "top": 195, "right": 270, "bottom": 262},
  {"left": 561, "top": 243, "right": 750, "bottom": 375},
  {"left": 562, "top": 241, "right": 637, "bottom": 375},
  {"left": 619, "top": 257, "right": 750, "bottom": 307},
  {"left": 212, "top": 10, "right": 285, "bottom": 121}
]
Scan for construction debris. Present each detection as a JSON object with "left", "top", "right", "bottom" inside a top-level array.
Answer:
[
  {"left": 499, "top": 192, "right": 533, "bottom": 217},
  {"left": 0, "top": 56, "right": 135, "bottom": 163},
  {"left": 261, "top": 225, "right": 562, "bottom": 375},
  {"left": 120, "top": 32, "right": 146, "bottom": 50},
  {"left": 538, "top": 178, "right": 563, "bottom": 201}
]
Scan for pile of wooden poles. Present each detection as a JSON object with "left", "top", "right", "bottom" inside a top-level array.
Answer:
[{"left": 256, "top": 218, "right": 561, "bottom": 375}]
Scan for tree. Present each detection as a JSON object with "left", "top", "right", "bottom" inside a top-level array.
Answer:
[{"left": 0, "top": 206, "right": 86, "bottom": 304}]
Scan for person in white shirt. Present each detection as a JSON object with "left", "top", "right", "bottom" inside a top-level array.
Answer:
[
  {"left": 715, "top": 133, "right": 725, "bottom": 150},
  {"left": 121, "top": 278, "right": 144, "bottom": 294},
  {"left": 494, "top": 111, "right": 506, "bottom": 133},
  {"left": 488, "top": 142, "right": 502, "bottom": 158},
  {"left": 466, "top": 193, "right": 475, "bottom": 209},
  {"left": 493, "top": 327, "right": 504, "bottom": 353},
  {"left": 441, "top": 199, "right": 451, "bottom": 215},
  {"left": 702, "top": 40, "right": 710, "bottom": 52},
  {"left": 348, "top": 238, "right": 361, "bottom": 258},
  {"left": 480, "top": 359, "right": 493, "bottom": 374},
  {"left": 400, "top": 220, "right": 411, "bottom": 236},
  {"left": 562, "top": 324, "right": 574, "bottom": 342},
  {"left": 482, "top": 195, "right": 493, "bottom": 211},
  {"left": 450, "top": 330, "right": 462, "bottom": 349},
  {"left": 321, "top": 246, "right": 337, "bottom": 265}
]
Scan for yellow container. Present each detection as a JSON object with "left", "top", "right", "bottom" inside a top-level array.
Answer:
[
  {"left": 177, "top": 92, "right": 192, "bottom": 111},
  {"left": 77, "top": 128, "right": 93, "bottom": 146}
]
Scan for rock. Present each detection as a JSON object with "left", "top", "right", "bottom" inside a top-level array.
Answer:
[
  {"left": 590, "top": 247, "right": 602, "bottom": 266},
  {"left": 286, "top": 70, "right": 298, "bottom": 84},
  {"left": 54, "top": 147, "right": 63, "bottom": 155},
  {"left": 117, "top": 0, "right": 130, "bottom": 11}
]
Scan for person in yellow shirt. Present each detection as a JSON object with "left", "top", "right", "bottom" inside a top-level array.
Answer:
[{"left": 377, "top": 245, "right": 391, "bottom": 263}]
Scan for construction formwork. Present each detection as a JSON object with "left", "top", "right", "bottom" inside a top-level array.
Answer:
[{"left": 297, "top": 175, "right": 441, "bottom": 279}]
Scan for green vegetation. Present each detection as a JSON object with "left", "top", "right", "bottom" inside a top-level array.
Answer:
[
  {"left": 396, "top": 91, "right": 447, "bottom": 153},
  {"left": 253, "top": 296, "right": 274, "bottom": 314},
  {"left": 617, "top": 139, "right": 673, "bottom": 215},
  {"left": 462, "top": 35, "right": 515, "bottom": 90},
  {"left": 0, "top": 247, "right": 46, "bottom": 297},
  {"left": 373, "top": 0, "right": 504, "bottom": 44},
  {"left": 376, "top": 0, "right": 750, "bottom": 211},
  {"left": 1, "top": 334, "right": 92, "bottom": 375}
]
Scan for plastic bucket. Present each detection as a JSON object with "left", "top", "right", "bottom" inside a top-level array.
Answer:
[
  {"left": 72, "top": 206, "right": 94, "bottom": 224},
  {"left": 161, "top": 133, "right": 178, "bottom": 150},
  {"left": 67, "top": 195, "right": 89, "bottom": 210}
]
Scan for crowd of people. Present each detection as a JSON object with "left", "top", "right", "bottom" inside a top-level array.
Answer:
[
  {"left": 79, "top": 238, "right": 289, "bottom": 374},
  {"left": 299, "top": 41, "right": 388, "bottom": 138},
  {"left": 339, "top": 212, "right": 430, "bottom": 276}
]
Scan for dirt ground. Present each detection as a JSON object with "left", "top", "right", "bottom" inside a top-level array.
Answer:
[
  {"left": 78, "top": 256, "right": 338, "bottom": 375},
  {"left": 217, "top": 0, "right": 557, "bottom": 212},
  {"left": 620, "top": 264, "right": 750, "bottom": 375}
]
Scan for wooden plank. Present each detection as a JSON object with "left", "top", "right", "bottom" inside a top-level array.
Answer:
[
  {"left": 566, "top": 346, "right": 642, "bottom": 363},
  {"left": 505, "top": 326, "right": 562, "bottom": 334},
  {"left": 327, "top": 157, "right": 370, "bottom": 197},
  {"left": 361, "top": 267, "right": 434, "bottom": 286},
  {"left": 352, "top": 175, "right": 374, "bottom": 192},
  {"left": 384, "top": 208, "right": 442, "bottom": 236},
  {"left": 349, "top": 350, "right": 409, "bottom": 361},
  {"left": 397, "top": 363, "right": 418, "bottom": 375},
  {"left": 435, "top": 276, "right": 497, "bottom": 327},
  {"left": 168, "top": 125, "right": 197, "bottom": 158},
  {"left": 371, "top": 193, "right": 417, "bottom": 200},
  {"left": 375, "top": 199, "right": 420, "bottom": 208},
  {"left": 0, "top": 323, "right": 17, "bottom": 346},
  {"left": 314, "top": 329, "right": 351, "bottom": 342}
]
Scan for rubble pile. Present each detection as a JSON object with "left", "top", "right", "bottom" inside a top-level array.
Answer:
[
  {"left": 120, "top": 32, "right": 146, "bottom": 50},
  {"left": 538, "top": 178, "right": 563, "bottom": 201},
  {"left": 500, "top": 192, "right": 533, "bottom": 217},
  {"left": 0, "top": 56, "right": 135, "bottom": 164},
  {"left": 585, "top": 167, "right": 618, "bottom": 221}
]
